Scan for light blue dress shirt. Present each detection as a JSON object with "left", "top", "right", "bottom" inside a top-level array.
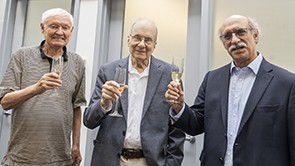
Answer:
[{"left": 224, "top": 54, "right": 262, "bottom": 166}]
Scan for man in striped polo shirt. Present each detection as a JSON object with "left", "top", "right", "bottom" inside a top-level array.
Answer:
[{"left": 0, "top": 8, "right": 86, "bottom": 166}]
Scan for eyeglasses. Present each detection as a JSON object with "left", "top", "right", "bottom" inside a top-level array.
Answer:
[
  {"left": 47, "top": 23, "right": 72, "bottom": 32},
  {"left": 220, "top": 28, "right": 250, "bottom": 42},
  {"left": 130, "top": 34, "right": 155, "bottom": 45}
]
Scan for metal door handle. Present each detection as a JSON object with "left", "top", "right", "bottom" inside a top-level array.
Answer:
[{"left": 185, "top": 135, "right": 195, "bottom": 143}]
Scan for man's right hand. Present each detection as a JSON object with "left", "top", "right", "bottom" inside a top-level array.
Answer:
[
  {"left": 35, "top": 72, "right": 62, "bottom": 94},
  {"left": 165, "top": 81, "right": 184, "bottom": 113},
  {"left": 100, "top": 81, "right": 128, "bottom": 109}
]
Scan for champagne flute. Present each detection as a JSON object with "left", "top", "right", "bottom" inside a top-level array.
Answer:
[
  {"left": 108, "top": 67, "right": 126, "bottom": 117},
  {"left": 51, "top": 56, "right": 63, "bottom": 95},
  {"left": 170, "top": 57, "right": 184, "bottom": 103}
]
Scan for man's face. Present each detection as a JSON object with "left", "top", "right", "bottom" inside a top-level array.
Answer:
[
  {"left": 219, "top": 16, "right": 259, "bottom": 68},
  {"left": 127, "top": 23, "right": 157, "bottom": 61},
  {"left": 41, "top": 15, "right": 73, "bottom": 49}
]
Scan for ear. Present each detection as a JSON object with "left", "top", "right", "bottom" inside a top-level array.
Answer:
[
  {"left": 253, "top": 30, "right": 259, "bottom": 44},
  {"left": 40, "top": 23, "right": 45, "bottom": 33}
]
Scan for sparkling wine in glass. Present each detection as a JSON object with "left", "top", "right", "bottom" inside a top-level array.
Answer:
[
  {"left": 51, "top": 56, "right": 63, "bottom": 94},
  {"left": 170, "top": 57, "right": 184, "bottom": 103},
  {"left": 108, "top": 67, "right": 126, "bottom": 117},
  {"left": 171, "top": 57, "right": 184, "bottom": 83}
]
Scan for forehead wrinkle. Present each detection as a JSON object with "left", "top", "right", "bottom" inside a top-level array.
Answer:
[{"left": 220, "top": 15, "right": 248, "bottom": 34}]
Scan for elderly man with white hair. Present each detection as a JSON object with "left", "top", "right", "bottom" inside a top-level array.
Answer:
[{"left": 0, "top": 8, "right": 86, "bottom": 166}]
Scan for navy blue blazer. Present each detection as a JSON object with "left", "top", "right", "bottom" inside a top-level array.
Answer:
[{"left": 175, "top": 58, "right": 295, "bottom": 166}]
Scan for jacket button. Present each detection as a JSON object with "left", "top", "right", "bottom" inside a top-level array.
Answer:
[
  {"left": 122, "top": 131, "right": 126, "bottom": 136},
  {"left": 234, "top": 142, "right": 240, "bottom": 146},
  {"left": 219, "top": 157, "right": 224, "bottom": 162}
]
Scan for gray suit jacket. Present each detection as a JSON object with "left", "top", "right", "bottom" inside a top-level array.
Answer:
[
  {"left": 175, "top": 58, "right": 295, "bottom": 166},
  {"left": 84, "top": 56, "right": 185, "bottom": 166}
]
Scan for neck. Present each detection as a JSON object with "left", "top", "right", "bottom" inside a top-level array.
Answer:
[
  {"left": 131, "top": 57, "right": 149, "bottom": 73},
  {"left": 42, "top": 44, "right": 63, "bottom": 58}
]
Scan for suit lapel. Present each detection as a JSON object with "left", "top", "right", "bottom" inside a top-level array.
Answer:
[
  {"left": 237, "top": 60, "right": 273, "bottom": 135},
  {"left": 220, "top": 65, "right": 231, "bottom": 130},
  {"left": 142, "top": 57, "right": 162, "bottom": 118}
]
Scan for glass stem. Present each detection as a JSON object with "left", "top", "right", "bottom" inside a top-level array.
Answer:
[{"left": 114, "top": 99, "right": 119, "bottom": 113}]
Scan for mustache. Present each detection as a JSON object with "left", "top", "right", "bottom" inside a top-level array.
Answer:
[{"left": 228, "top": 42, "right": 247, "bottom": 52}]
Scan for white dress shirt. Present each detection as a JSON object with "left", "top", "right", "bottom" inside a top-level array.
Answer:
[{"left": 123, "top": 56, "right": 150, "bottom": 149}]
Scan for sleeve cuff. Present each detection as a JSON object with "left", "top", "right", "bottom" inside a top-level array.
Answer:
[
  {"left": 100, "top": 101, "right": 112, "bottom": 114},
  {"left": 169, "top": 104, "right": 185, "bottom": 124}
]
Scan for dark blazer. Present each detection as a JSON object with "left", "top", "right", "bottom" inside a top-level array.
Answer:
[
  {"left": 175, "top": 58, "right": 295, "bottom": 166},
  {"left": 84, "top": 56, "right": 185, "bottom": 166}
]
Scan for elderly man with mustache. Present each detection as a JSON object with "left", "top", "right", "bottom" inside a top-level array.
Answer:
[{"left": 165, "top": 15, "right": 295, "bottom": 166}]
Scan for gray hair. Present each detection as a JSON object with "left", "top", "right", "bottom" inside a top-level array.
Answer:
[
  {"left": 41, "top": 8, "right": 73, "bottom": 27},
  {"left": 247, "top": 17, "right": 260, "bottom": 35},
  {"left": 130, "top": 19, "right": 158, "bottom": 41},
  {"left": 218, "top": 16, "right": 261, "bottom": 37}
]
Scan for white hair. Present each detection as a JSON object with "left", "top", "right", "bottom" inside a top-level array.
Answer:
[
  {"left": 130, "top": 19, "right": 158, "bottom": 41},
  {"left": 41, "top": 8, "right": 73, "bottom": 27}
]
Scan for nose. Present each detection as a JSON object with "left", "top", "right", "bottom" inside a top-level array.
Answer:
[
  {"left": 55, "top": 27, "right": 64, "bottom": 35},
  {"left": 137, "top": 39, "right": 146, "bottom": 47},
  {"left": 230, "top": 33, "right": 240, "bottom": 43}
]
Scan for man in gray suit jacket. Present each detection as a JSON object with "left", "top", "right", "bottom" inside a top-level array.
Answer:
[
  {"left": 165, "top": 15, "right": 295, "bottom": 166},
  {"left": 84, "top": 19, "right": 185, "bottom": 166}
]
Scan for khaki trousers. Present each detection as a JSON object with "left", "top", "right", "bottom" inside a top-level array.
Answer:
[{"left": 120, "top": 156, "right": 148, "bottom": 166}]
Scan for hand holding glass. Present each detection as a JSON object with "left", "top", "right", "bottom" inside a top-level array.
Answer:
[{"left": 108, "top": 67, "right": 126, "bottom": 117}]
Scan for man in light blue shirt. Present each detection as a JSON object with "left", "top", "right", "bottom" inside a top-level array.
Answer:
[{"left": 166, "top": 15, "right": 295, "bottom": 166}]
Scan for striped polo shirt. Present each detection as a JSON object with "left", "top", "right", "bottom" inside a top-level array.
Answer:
[{"left": 0, "top": 41, "right": 86, "bottom": 166}]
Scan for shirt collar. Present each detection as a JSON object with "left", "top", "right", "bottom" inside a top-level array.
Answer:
[
  {"left": 230, "top": 52, "right": 262, "bottom": 75},
  {"left": 128, "top": 55, "right": 151, "bottom": 77},
  {"left": 38, "top": 40, "right": 68, "bottom": 61}
]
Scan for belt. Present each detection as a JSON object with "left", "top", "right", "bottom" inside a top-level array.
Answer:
[{"left": 122, "top": 148, "right": 144, "bottom": 159}]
